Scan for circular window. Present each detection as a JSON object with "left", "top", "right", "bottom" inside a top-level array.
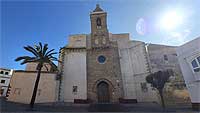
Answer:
[{"left": 98, "top": 55, "right": 106, "bottom": 64}]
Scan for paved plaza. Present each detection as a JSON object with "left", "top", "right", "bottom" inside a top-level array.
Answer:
[{"left": 1, "top": 97, "right": 198, "bottom": 113}]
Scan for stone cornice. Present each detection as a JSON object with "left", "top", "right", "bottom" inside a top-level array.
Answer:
[{"left": 14, "top": 70, "right": 57, "bottom": 74}]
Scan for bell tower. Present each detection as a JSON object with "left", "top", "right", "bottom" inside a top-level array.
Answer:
[
  {"left": 90, "top": 4, "right": 109, "bottom": 47},
  {"left": 87, "top": 4, "right": 123, "bottom": 103}
]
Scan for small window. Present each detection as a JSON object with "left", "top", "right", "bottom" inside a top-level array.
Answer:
[
  {"left": 141, "top": 83, "right": 148, "bottom": 92},
  {"left": 1, "top": 80, "right": 5, "bottom": 84},
  {"left": 72, "top": 86, "right": 78, "bottom": 93},
  {"left": 197, "top": 56, "right": 200, "bottom": 64},
  {"left": 5, "top": 72, "right": 9, "bottom": 75},
  {"left": 191, "top": 60, "right": 198, "bottom": 68},
  {"left": 0, "top": 71, "right": 3, "bottom": 74},
  {"left": 96, "top": 17, "right": 101, "bottom": 26},
  {"left": 164, "top": 55, "right": 168, "bottom": 61},
  {"left": 96, "top": 17, "right": 102, "bottom": 29}
]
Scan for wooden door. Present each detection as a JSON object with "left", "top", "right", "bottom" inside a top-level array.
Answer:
[{"left": 97, "top": 82, "right": 110, "bottom": 103}]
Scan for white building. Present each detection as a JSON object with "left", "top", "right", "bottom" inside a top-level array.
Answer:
[
  {"left": 0, "top": 68, "right": 13, "bottom": 96},
  {"left": 176, "top": 37, "right": 200, "bottom": 110}
]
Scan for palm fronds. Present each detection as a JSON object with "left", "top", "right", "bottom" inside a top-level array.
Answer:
[{"left": 15, "top": 42, "right": 58, "bottom": 71}]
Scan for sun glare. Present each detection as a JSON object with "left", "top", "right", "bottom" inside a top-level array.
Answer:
[{"left": 160, "top": 11, "right": 183, "bottom": 30}]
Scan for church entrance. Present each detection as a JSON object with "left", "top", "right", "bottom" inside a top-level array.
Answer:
[{"left": 97, "top": 81, "right": 110, "bottom": 103}]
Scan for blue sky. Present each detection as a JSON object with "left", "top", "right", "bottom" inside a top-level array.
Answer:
[{"left": 1, "top": 0, "right": 200, "bottom": 70}]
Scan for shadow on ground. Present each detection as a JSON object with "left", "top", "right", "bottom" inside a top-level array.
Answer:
[
  {"left": 1, "top": 97, "right": 194, "bottom": 112},
  {"left": 88, "top": 103, "right": 129, "bottom": 112}
]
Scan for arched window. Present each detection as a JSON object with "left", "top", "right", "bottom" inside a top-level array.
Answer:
[
  {"left": 0, "top": 71, "right": 3, "bottom": 74},
  {"left": 96, "top": 17, "right": 101, "bottom": 29},
  {"left": 197, "top": 56, "right": 200, "bottom": 64},
  {"left": 164, "top": 54, "right": 168, "bottom": 61},
  {"left": 191, "top": 56, "right": 200, "bottom": 72},
  {"left": 5, "top": 72, "right": 9, "bottom": 75}
]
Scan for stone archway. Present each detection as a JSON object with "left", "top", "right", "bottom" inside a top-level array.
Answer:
[{"left": 97, "top": 81, "right": 110, "bottom": 103}]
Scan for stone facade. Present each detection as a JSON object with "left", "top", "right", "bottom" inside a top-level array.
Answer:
[
  {"left": 59, "top": 5, "right": 123, "bottom": 103},
  {"left": 147, "top": 44, "right": 190, "bottom": 104},
  {"left": 147, "top": 44, "right": 182, "bottom": 74},
  {"left": 7, "top": 62, "right": 58, "bottom": 104},
  {"left": 87, "top": 5, "right": 123, "bottom": 103},
  {"left": 7, "top": 70, "right": 57, "bottom": 104},
  {"left": 58, "top": 4, "right": 189, "bottom": 104},
  {"left": 26, "top": 62, "right": 55, "bottom": 72},
  {"left": 59, "top": 5, "right": 158, "bottom": 103},
  {"left": 6, "top": 4, "right": 191, "bottom": 105},
  {"left": 87, "top": 47, "right": 123, "bottom": 103}
]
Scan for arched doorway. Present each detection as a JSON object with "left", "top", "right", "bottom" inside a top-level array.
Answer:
[{"left": 97, "top": 81, "right": 110, "bottom": 103}]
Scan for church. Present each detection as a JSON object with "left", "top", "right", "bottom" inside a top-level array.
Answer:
[
  {"left": 8, "top": 4, "right": 188, "bottom": 104},
  {"left": 57, "top": 4, "right": 159, "bottom": 103}
]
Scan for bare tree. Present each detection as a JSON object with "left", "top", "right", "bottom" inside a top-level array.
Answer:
[{"left": 146, "top": 69, "right": 173, "bottom": 109}]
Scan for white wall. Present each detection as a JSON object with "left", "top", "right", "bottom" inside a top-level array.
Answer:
[
  {"left": 111, "top": 34, "right": 137, "bottom": 99},
  {"left": 120, "top": 49, "right": 137, "bottom": 99},
  {"left": 111, "top": 34, "right": 158, "bottom": 102},
  {"left": 0, "top": 77, "right": 11, "bottom": 87},
  {"left": 0, "top": 69, "right": 13, "bottom": 96},
  {"left": 63, "top": 51, "right": 87, "bottom": 102},
  {"left": 176, "top": 37, "right": 200, "bottom": 103},
  {"left": 128, "top": 41, "right": 158, "bottom": 102},
  {"left": 1, "top": 87, "right": 8, "bottom": 96}
]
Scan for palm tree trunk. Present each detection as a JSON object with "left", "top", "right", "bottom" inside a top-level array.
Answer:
[
  {"left": 159, "top": 89, "right": 165, "bottom": 109},
  {"left": 30, "top": 65, "right": 42, "bottom": 109},
  {"left": 58, "top": 76, "right": 62, "bottom": 101}
]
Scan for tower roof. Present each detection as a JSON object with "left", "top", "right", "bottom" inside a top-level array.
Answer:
[{"left": 93, "top": 4, "right": 103, "bottom": 12}]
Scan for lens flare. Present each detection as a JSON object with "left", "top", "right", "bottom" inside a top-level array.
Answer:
[
  {"left": 160, "top": 11, "right": 183, "bottom": 30},
  {"left": 136, "top": 18, "right": 147, "bottom": 35}
]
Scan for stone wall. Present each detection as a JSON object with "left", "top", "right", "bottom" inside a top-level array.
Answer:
[
  {"left": 68, "top": 34, "right": 87, "bottom": 48},
  {"left": 8, "top": 71, "right": 57, "bottom": 104},
  {"left": 87, "top": 46, "right": 123, "bottom": 103},
  {"left": 25, "top": 63, "right": 53, "bottom": 72},
  {"left": 147, "top": 44, "right": 182, "bottom": 74},
  {"left": 147, "top": 44, "right": 190, "bottom": 105}
]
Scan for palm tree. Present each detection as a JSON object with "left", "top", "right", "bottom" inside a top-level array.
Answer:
[
  {"left": 146, "top": 69, "right": 173, "bottom": 109},
  {"left": 15, "top": 42, "right": 58, "bottom": 109}
]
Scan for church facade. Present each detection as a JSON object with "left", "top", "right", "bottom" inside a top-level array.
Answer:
[
  {"left": 57, "top": 5, "right": 158, "bottom": 103},
  {"left": 6, "top": 4, "right": 189, "bottom": 104}
]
